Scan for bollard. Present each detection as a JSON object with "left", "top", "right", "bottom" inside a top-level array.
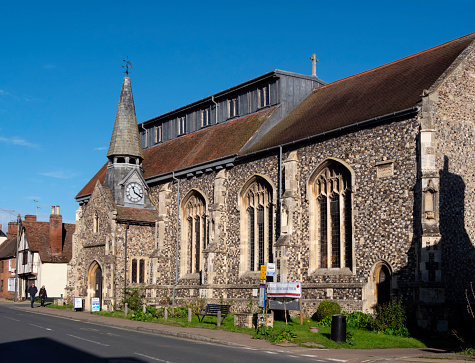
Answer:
[
  {"left": 143, "top": 304, "right": 146, "bottom": 314},
  {"left": 188, "top": 308, "right": 192, "bottom": 323},
  {"left": 217, "top": 310, "right": 221, "bottom": 327},
  {"left": 124, "top": 303, "right": 128, "bottom": 317},
  {"left": 331, "top": 314, "right": 347, "bottom": 343},
  {"left": 164, "top": 307, "right": 168, "bottom": 321}
]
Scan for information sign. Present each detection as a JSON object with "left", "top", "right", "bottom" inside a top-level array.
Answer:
[
  {"left": 258, "top": 284, "right": 266, "bottom": 309},
  {"left": 260, "top": 265, "right": 267, "bottom": 280},
  {"left": 91, "top": 297, "right": 100, "bottom": 312},
  {"left": 267, "top": 282, "right": 301, "bottom": 298},
  {"left": 266, "top": 263, "right": 275, "bottom": 277},
  {"left": 74, "top": 298, "right": 83, "bottom": 309}
]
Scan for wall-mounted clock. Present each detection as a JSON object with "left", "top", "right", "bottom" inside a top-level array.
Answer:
[{"left": 125, "top": 182, "right": 144, "bottom": 203}]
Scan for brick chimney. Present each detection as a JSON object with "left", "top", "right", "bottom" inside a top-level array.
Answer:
[
  {"left": 49, "top": 205, "right": 63, "bottom": 254},
  {"left": 25, "top": 215, "right": 37, "bottom": 223},
  {"left": 7, "top": 221, "right": 18, "bottom": 239}
]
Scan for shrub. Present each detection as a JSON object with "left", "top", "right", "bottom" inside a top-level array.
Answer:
[
  {"left": 315, "top": 300, "right": 341, "bottom": 322},
  {"left": 374, "top": 298, "right": 408, "bottom": 336},
  {"left": 180, "top": 297, "right": 206, "bottom": 315},
  {"left": 345, "top": 311, "right": 375, "bottom": 330},
  {"left": 253, "top": 325, "right": 297, "bottom": 343},
  {"left": 123, "top": 286, "right": 145, "bottom": 311}
]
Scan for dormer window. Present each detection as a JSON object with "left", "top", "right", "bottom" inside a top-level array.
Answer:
[
  {"left": 201, "top": 108, "right": 211, "bottom": 127},
  {"left": 258, "top": 85, "right": 270, "bottom": 108},
  {"left": 228, "top": 98, "right": 239, "bottom": 118},
  {"left": 178, "top": 116, "right": 186, "bottom": 135},
  {"left": 155, "top": 125, "right": 162, "bottom": 144}
]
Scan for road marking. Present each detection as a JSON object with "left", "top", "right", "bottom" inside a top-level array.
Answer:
[
  {"left": 4, "top": 316, "right": 20, "bottom": 322},
  {"left": 67, "top": 334, "right": 109, "bottom": 346},
  {"left": 265, "top": 351, "right": 279, "bottom": 354},
  {"left": 287, "top": 355, "right": 299, "bottom": 358},
  {"left": 327, "top": 359, "right": 347, "bottom": 362},
  {"left": 134, "top": 352, "right": 174, "bottom": 362},
  {"left": 28, "top": 323, "right": 53, "bottom": 331}
]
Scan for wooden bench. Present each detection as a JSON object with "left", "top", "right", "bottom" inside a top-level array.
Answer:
[{"left": 196, "top": 304, "right": 231, "bottom": 324}]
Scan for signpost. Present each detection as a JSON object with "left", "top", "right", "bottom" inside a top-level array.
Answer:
[{"left": 267, "top": 282, "right": 302, "bottom": 325}]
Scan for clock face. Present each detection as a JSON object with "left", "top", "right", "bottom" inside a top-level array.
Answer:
[{"left": 125, "top": 182, "right": 144, "bottom": 203}]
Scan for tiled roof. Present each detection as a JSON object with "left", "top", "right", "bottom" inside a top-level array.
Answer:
[
  {"left": 22, "top": 221, "right": 74, "bottom": 263},
  {"left": 242, "top": 33, "right": 475, "bottom": 154},
  {"left": 76, "top": 107, "right": 277, "bottom": 198},
  {"left": 0, "top": 238, "right": 17, "bottom": 259},
  {"left": 116, "top": 206, "right": 158, "bottom": 223}
]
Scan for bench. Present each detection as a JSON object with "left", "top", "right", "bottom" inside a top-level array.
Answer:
[{"left": 196, "top": 304, "right": 231, "bottom": 324}]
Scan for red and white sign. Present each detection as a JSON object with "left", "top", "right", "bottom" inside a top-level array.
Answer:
[{"left": 267, "top": 282, "right": 301, "bottom": 298}]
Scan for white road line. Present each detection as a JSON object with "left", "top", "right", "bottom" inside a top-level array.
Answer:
[
  {"left": 302, "top": 355, "right": 317, "bottom": 357},
  {"left": 28, "top": 323, "right": 53, "bottom": 331},
  {"left": 4, "top": 316, "right": 20, "bottom": 322},
  {"left": 265, "top": 351, "right": 279, "bottom": 354},
  {"left": 287, "top": 355, "right": 299, "bottom": 358},
  {"left": 67, "top": 334, "right": 109, "bottom": 346},
  {"left": 134, "top": 352, "right": 174, "bottom": 362},
  {"left": 327, "top": 359, "right": 347, "bottom": 362}
]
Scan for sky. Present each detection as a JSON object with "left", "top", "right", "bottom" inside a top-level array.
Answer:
[{"left": 0, "top": 0, "right": 474, "bottom": 227}]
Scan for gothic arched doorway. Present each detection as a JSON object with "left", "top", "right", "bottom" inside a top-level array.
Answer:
[
  {"left": 87, "top": 261, "right": 102, "bottom": 311},
  {"left": 376, "top": 264, "right": 391, "bottom": 306}
]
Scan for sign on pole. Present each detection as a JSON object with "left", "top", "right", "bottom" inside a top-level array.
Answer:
[
  {"left": 266, "top": 263, "right": 275, "bottom": 277},
  {"left": 260, "top": 265, "right": 267, "bottom": 280},
  {"left": 258, "top": 284, "right": 266, "bottom": 309},
  {"left": 267, "top": 282, "right": 301, "bottom": 298}
]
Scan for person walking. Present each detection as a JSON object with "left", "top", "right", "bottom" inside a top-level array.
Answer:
[
  {"left": 39, "top": 285, "right": 47, "bottom": 307},
  {"left": 28, "top": 283, "right": 38, "bottom": 308}
]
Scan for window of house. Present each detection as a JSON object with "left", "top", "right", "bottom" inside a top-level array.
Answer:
[
  {"left": 155, "top": 125, "right": 162, "bottom": 144},
  {"left": 242, "top": 178, "right": 274, "bottom": 272},
  {"left": 201, "top": 108, "right": 211, "bottom": 127},
  {"left": 183, "top": 192, "right": 207, "bottom": 275},
  {"left": 22, "top": 252, "right": 28, "bottom": 265},
  {"left": 0, "top": 280, "right": 3, "bottom": 292},
  {"left": 178, "top": 116, "right": 186, "bottom": 135},
  {"left": 314, "top": 162, "right": 352, "bottom": 270},
  {"left": 131, "top": 258, "right": 146, "bottom": 284},
  {"left": 228, "top": 98, "right": 239, "bottom": 118},
  {"left": 258, "top": 85, "right": 270, "bottom": 108},
  {"left": 0, "top": 261, "right": 3, "bottom": 273}
]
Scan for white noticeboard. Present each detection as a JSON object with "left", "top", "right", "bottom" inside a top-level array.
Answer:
[
  {"left": 267, "top": 282, "right": 301, "bottom": 298},
  {"left": 266, "top": 263, "right": 275, "bottom": 277},
  {"left": 91, "top": 297, "right": 100, "bottom": 312},
  {"left": 74, "top": 298, "right": 83, "bottom": 309}
]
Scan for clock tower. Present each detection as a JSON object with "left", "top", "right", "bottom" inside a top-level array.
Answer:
[{"left": 103, "top": 76, "right": 153, "bottom": 209}]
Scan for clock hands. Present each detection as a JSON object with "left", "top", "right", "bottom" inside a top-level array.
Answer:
[{"left": 132, "top": 185, "right": 143, "bottom": 198}]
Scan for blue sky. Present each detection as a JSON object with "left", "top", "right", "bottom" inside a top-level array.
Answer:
[{"left": 0, "top": 1, "right": 474, "bottom": 227}]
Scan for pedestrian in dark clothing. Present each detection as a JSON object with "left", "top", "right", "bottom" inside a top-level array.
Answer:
[
  {"left": 39, "top": 285, "right": 47, "bottom": 307},
  {"left": 28, "top": 283, "right": 38, "bottom": 308}
]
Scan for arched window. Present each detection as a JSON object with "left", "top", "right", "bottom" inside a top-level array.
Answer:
[
  {"left": 183, "top": 192, "right": 207, "bottom": 275},
  {"left": 242, "top": 177, "right": 274, "bottom": 272},
  {"left": 314, "top": 162, "right": 352, "bottom": 270}
]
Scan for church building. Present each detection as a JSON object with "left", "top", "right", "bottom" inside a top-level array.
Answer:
[{"left": 67, "top": 33, "right": 475, "bottom": 331}]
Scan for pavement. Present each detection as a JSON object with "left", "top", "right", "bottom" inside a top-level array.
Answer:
[{"left": 1, "top": 298, "right": 473, "bottom": 363}]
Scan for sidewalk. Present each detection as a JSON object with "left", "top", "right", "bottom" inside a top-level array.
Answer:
[{"left": 1, "top": 299, "right": 471, "bottom": 363}]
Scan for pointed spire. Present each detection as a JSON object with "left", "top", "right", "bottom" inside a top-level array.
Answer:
[{"left": 107, "top": 77, "right": 143, "bottom": 159}]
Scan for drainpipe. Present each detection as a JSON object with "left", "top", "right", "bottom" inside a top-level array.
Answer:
[
  {"left": 124, "top": 222, "right": 129, "bottom": 297},
  {"left": 278, "top": 146, "right": 282, "bottom": 238},
  {"left": 211, "top": 96, "right": 218, "bottom": 125},
  {"left": 172, "top": 172, "right": 180, "bottom": 305}
]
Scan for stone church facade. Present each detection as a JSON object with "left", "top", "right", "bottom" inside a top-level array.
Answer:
[{"left": 67, "top": 34, "right": 475, "bottom": 330}]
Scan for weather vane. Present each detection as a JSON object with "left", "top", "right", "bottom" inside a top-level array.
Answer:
[{"left": 122, "top": 57, "right": 132, "bottom": 76}]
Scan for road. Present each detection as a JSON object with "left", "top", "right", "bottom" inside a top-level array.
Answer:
[{"left": 0, "top": 304, "right": 337, "bottom": 363}]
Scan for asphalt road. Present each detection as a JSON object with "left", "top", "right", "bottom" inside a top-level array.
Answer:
[{"left": 0, "top": 304, "right": 336, "bottom": 363}]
